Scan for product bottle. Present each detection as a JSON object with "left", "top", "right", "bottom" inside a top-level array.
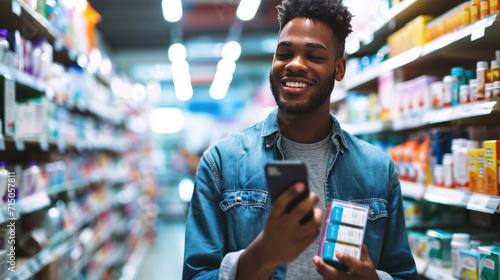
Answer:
[
  {"left": 434, "top": 165, "right": 445, "bottom": 187},
  {"left": 23, "top": 161, "right": 41, "bottom": 197},
  {"left": 452, "top": 233, "right": 471, "bottom": 278},
  {"left": 459, "top": 84, "right": 471, "bottom": 104},
  {"left": 0, "top": 162, "right": 9, "bottom": 206},
  {"left": 451, "top": 67, "right": 466, "bottom": 106},
  {"left": 471, "top": 0, "right": 481, "bottom": 22},
  {"left": 443, "top": 76, "right": 455, "bottom": 107},
  {"left": 0, "top": 29, "right": 10, "bottom": 65},
  {"left": 491, "top": 0, "right": 499, "bottom": 14},
  {"left": 470, "top": 79, "right": 479, "bottom": 102},
  {"left": 443, "top": 153, "right": 455, "bottom": 188},
  {"left": 485, "top": 83, "right": 493, "bottom": 99},
  {"left": 452, "top": 139, "right": 467, "bottom": 188},
  {"left": 480, "top": 0, "right": 490, "bottom": 18},
  {"left": 459, "top": 240, "right": 481, "bottom": 280},
  {"left": 476, "top": 61, "right": 489, "bottom": 100}
]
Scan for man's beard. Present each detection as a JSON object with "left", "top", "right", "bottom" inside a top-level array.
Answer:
[{"left": 269, "top": 71, "right": 335, "bottom": 115}]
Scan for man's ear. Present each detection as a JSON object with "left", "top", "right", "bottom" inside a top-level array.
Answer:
[{"left": 335, "top": 57, "right": 346, "bottom": 81}]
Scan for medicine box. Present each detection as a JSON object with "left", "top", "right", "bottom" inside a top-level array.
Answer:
[
  {"left": 426, "top": 229, "right": 452, "bottom": 267},
  {"left": 484, "top": 141, "right": 500, "bottom": 196},
  {"left": 479, "top": 245, "right": 500, "bottom": 280},
  {"left": 319, "top": 200, "right": 369, "bottom": 272},
  {"left": 460, "top": 248, "right": 480, "bottom": 280},
  {"left": 469, "top": 149, "right": 486, "bottom": 194}
]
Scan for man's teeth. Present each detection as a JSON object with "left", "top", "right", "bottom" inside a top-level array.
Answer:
[{"left": 285, "top": 82, "right": 308, "bottom": 88}]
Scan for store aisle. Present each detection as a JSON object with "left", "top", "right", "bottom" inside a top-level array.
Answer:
[{"left": 135, "top": 219, "right": 186, "bottom": 280}]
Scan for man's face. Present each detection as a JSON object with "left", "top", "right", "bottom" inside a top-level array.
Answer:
[{"left": 270, "top": 17, "right": 344, "bottom": 115}]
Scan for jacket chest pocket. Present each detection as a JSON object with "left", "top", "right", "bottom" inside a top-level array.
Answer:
[
  {"left": 348, "top": 198, "right": 388, "bottom": 266},
  {"left": 219, "top": 190, "right": 269, "bottom": 250}
]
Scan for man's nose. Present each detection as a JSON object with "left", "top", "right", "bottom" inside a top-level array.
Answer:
[{"left": 286, "top": 56, "right": 308, "bottom": 72}]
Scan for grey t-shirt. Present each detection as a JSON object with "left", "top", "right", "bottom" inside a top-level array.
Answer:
[{"left": 281, "top": 133, "right": 332, "bottom": 280}]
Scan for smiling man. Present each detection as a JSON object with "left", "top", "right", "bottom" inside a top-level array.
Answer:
[{"left": 182, "top": 0, "right": 418, "bottom": 279}]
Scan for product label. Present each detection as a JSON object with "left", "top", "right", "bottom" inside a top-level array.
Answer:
[
  {"left": 322, "top": 241, "right": 361, "bottom": 262},
  {"left": 326, "top": 224, "right": 364, "bottom": 246},
  {"left": 483, "top": 141, "right": 500, "bottom": 196},
  {"left": 484, "top": 258, "right": 495, "bottom": 270},
  {"left": 4, "top": 78, "right": 16, "bottom": 136},
  {"left": 330, "top": 206, "right": 367, "bottom": 227}
]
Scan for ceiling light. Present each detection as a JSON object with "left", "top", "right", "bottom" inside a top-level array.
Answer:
[
  {"left": 149, "top": 108, "right": 184, "bottom": 134},
  {"left": 221, "top": 41, "right": 241, "bottom": 61},
  {"left": 162, "top": 0, "right": 183, "bottom": 23},
  {"left": 236, "top": 0, "right": 261, "bottom": 21},
  {"left": 168, "top": 43, "right": 187, "bottom": 62}
]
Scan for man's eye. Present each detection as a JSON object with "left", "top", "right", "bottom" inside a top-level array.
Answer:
[
  {"left": 309, "top": 56, "right": 324, "bottom": 61},
  {"left": 276, "top": 53, "right": 291, "bottom": 59}
]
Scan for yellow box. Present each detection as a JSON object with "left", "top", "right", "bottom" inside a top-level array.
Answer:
[
  {"left": 484, "top": 140, "right": 500, "bottom": 196},
  {"left": 469, "top": 148, "right": 485, "bottom": 193},
  {"left": 388, "top": 15, "right": 434, "bottom": 58}
]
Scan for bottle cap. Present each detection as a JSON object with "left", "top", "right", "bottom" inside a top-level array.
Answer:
[
  {"left": 466, "top": 140, "right": 479, "bottom": 149},
  {"left": 452, "top": 233, "right": 470, "bottom": 243},
  {"left": 477, "top": 61, "right": 488, "bottom": 70},
  {"left": 0, "top": 29, "right": 8, "bottom": 38},
  {"left": 492, "top": 60, "right": 500, "bottom": 69},
  {"left": 451, "top": 67, "right": 465, "bottom": 76},
  {"left": 496, "top": 50, "right": 500, "bottom": 61}
]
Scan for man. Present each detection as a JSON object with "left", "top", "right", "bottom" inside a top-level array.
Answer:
[{"left": 183, "top": 0, "right": 418, "bottom": 279}]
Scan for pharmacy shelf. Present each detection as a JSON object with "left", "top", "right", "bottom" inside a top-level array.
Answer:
[
  {"left": 0, "top": 0, "right": 77, "bottom": 60},
  {"left": 341, "top": 100, "right": 499, "bottom": 135},
  {"left": 0, "top": 64, "right": 47, "bottom": 93},
  {"left": 347, "top": 0, "right": 466, "bottom": 57},
  {"left": 3, "top": 186, "right": 139, "bottom": 280},
  {"left": 342, "top": 120, "right": 391, "bottom": 135},
  {"left": 1, "top": 134, "right": 130, "bottom": 153},
  {"left": 344, "top": 12, "right": 500, "bottom": 92},
  {"left": 401, "top": 182, "right": 500, "bottom": 214},
  {"left": 119, "top": 239, "right": 150, "bottom": 280},
  {"left": 411, "top": 254, "right": 457, "bottom": 280},
  {"left": 0, "top": 192, "right": 51, "bottom": 225}
]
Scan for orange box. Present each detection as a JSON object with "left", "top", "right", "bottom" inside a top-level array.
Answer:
[
  {"left": 484, "top": 140, "right": 500, "bottom": 196},
  {"left": 469, "top": 149, "right": 485, "bottom": 193}
]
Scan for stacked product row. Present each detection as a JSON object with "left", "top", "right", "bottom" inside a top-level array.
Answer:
[
  {"left": 0, "top": 154, "right": 130, "bottom": 205},
  {"left": 408, "top": 228, "right": 500, "bottom": 280},
  {"left": 342, "top": 50, "right": 500, "bottom": 124},
  {"left": 390, "top": 129, "right": 500, "bottom": 196},
  {"left": 388, "top": 1, "right": 499, "bottom": 58}
]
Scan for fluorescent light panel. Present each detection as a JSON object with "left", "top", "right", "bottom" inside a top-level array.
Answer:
[{"left": 162, "top": 0, "right": 183, "bottom": 22}]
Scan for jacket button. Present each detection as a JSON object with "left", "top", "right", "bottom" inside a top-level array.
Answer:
[
  {"left": 235, "top": 197, "right": 242, "bottom": 202},
  {"left": 369, "top": 210, "right": 375, "bottom": 218}
]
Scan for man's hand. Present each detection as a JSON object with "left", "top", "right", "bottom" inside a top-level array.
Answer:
[
  {"left": 312, "top": 244, "right": 379, "bottom": 280},
  {"left": 236, "top": 182, "right": 323, "bottom": 280}
]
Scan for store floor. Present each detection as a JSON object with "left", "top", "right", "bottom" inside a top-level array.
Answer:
[{"left": 135, "top": 218, "right": 186, "bottom": 280}]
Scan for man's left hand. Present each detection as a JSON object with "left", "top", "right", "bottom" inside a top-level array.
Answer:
[{"left": 312, "top": 244, "right": 379, "bottom": 280}]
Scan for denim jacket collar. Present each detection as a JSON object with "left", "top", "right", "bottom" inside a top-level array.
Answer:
[{"left": 261, "top": 107, "right": 349, "bottom": 153}]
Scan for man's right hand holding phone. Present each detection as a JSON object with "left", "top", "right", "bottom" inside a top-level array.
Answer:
[{"left": 236, "top": 182, "right": 323, "bottom": 280}]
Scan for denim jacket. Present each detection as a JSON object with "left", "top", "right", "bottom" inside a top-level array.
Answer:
[{"left": 183, "top": 109, "right": 418, "bottom": 280}]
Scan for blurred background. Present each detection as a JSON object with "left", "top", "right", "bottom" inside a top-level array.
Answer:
[{"left": 1, "top": 0, "right": 500, "bottom": 279}]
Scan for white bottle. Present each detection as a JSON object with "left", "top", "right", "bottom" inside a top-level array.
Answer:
[
  {"left": 0, "top": 29, "right": 10, "bottom": 65},
  {"left": 0, "top": 162, "right": 9, "bottom": 206},
  {"left": 23, "top": 161, "right": 41, "bottom": 197},
  {"left": 451, "top": 233, "right": 470, "bottom": 278},
  {"left": 443, "top": 153, "right": 454, "bottom": 188},
  {"left": 452, "top": 139, "right": 467, "bottom": 188}
]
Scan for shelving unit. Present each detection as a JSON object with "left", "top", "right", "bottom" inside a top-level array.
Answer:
[
  {"left": 340, "top": 1, "right": 500, "bottom": 279},
  {"left": 1, "top": 1, "right": 157, "bottom": 279},
  {"left": 345, "top": 11, "right": 500, "bottom": 92}
]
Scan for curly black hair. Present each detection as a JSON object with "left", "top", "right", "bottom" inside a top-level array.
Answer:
[{"left": 276, "top": 0, "right": 353, "bottom": 56}]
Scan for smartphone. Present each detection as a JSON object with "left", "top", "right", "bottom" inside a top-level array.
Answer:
[{"left": 265, "top": 160, "right": 313, "bottom": 224}]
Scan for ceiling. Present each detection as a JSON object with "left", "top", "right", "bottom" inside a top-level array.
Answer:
[{"left": 87, "top": 0, "right": 282, "bottom": 51}]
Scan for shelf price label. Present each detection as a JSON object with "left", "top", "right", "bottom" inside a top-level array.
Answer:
[
  {"left": 13, "top": 136, "right": 25, "bottom": 151},
  {"left": 467, "top": 194, "right": 500, "bottom": 214},
  {"left": 424, "top": 264, "right": 455, "bottom": 280},
  {"left": 12, "top": 0, "right": 21, "bottom": 16},
  {"left": 0, "top": 134, "right": 5, "bottom": 151},
  {"left": 471, "top": 20, "right": 486, "bottom": 41}
]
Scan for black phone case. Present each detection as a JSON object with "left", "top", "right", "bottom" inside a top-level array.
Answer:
[{"left": 265, "top": 161, "right": 312, "bottom": 224}]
